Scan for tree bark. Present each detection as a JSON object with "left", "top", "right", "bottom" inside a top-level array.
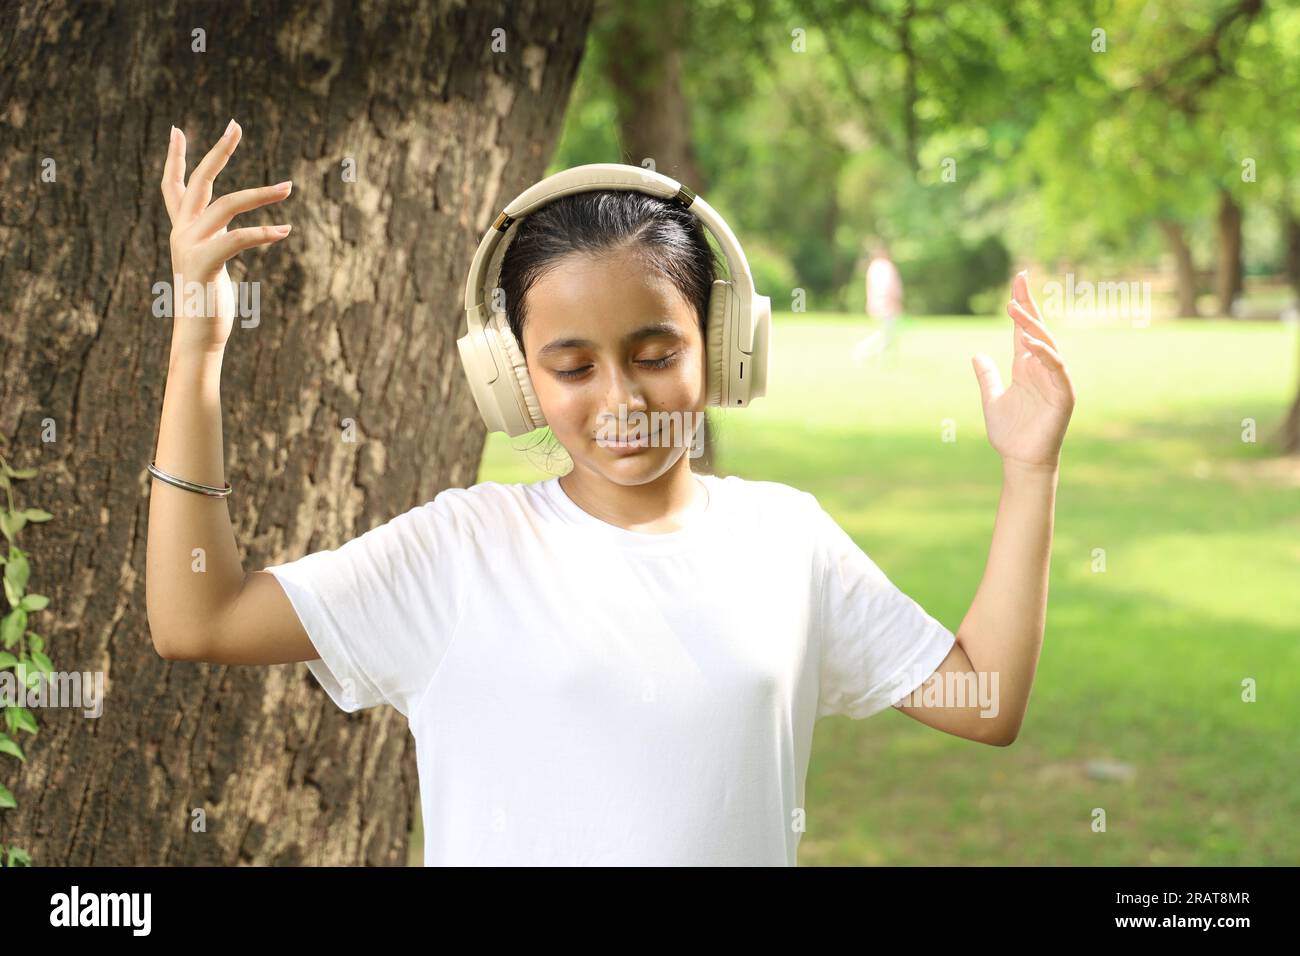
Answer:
[
  {"left": 1215, "top": 189, "right": 1245, "bottom": 316},
  {"left": 0, "top": 0, "right": 592, "bottom": 865},
  {"left": 1159, "top": 220, "right": 1200, "bottom": 318}
]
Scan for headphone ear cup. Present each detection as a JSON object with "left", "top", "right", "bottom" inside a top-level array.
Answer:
[
  {"left": 706, "top": 280, "right": 730, "bottom": 407},
  {"left": 491, "top": 311, "right": 546, "bottom": 431}
]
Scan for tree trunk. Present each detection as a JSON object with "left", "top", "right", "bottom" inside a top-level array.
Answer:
[
  {"left": 601, "top": 0, "right": 705, "bottom": 191},
  {"left": 1277, "top": 213, "right": 1300, "bottom": 455},
  {"left": 1215, "top": 189, "right": 1245, "bottom": 316},
  {"left": 1159, "top": 220, "right": 1200, "bottom": 318},
  {"left": 0, "top": 0, "right": 592, "bottom": 865}
]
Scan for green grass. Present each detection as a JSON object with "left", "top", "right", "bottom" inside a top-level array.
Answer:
[{"left": 470, "top": 313, "right": 1300, "bottom": 866}]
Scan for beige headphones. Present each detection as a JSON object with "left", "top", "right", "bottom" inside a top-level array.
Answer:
[{"left": 457, "top": 163, "right": 771, "bottom": 436}]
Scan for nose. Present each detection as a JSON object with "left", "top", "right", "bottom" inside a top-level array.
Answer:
[{"left": 599, "top": 361, "right": 649, "bottom": 428}]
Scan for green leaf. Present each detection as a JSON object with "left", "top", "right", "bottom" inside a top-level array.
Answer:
[
  {"left": 27, "top": 633, "right": 43, "bottom": 654},
  {"left": 30, "top": 651, "right": 52, "bottom": 673},
  {"left": 2, "top": 609, "right": 26, "bottom": 649},
  {"left": 0, "top": 734, "right": 24, "bottom": 763},
  {"left": 0, "top": 513, "right": 26, "bottom": 540},
  {"left": 20, "top": 509, "right": 52, "bottom": 522},
  {"left": 0, "top": 651, "right": 17, "bottom": 670},
  {"left": 2, "top": 465, "right": 37, "bottom": 480},
  {"left": 19, "top": 594, "right": 48, "bottom": 611},
  {"left": 21, "top": 662, "right": 43, "bottom": 690},
  {"left": 4, "top": 551, "right": 29, "bottom": 596},
  {"left": 0, "top": 783, "right": 15, "bottom": 809},
  {"left": 11, "top": 707, "right": 37, "bottom": 734},
  {"left": 6, "top": 846, "right": 32, "bottom": 867}
]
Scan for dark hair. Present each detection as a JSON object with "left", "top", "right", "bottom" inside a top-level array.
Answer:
[{"left": 497, "top": 189, "right": 720, "bottom": 360}]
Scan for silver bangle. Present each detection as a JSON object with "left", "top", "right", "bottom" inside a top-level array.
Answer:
[{"left": 147, "top": 459, "right": 233, "bottom": 498}]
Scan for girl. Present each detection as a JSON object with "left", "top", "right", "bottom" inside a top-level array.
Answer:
[{"left": 147, "top": 120, "right": 1076, "bottom": 866}]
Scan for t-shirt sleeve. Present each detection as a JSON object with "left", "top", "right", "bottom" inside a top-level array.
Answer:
[
  {"left": 260, "top": 490, "right": 467, "bottom": 719},
  {"left": 804, "top": 493, "right": 957, "bottom": 721}
]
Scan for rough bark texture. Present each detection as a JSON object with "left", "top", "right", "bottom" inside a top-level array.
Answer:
[
  {"left": 0, "top": 0, "right": 592, "bottom": 865},
  {"left": 1159, "top": 220, "right": 1199, "bottom": 318}
]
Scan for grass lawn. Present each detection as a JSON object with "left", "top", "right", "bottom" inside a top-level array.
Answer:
[{"left": 467, "top": 312, "right": 1300, "bottom": 866}]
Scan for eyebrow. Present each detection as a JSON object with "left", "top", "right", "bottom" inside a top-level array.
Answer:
[{"left": 536, "top": 322, "right": 684, "bottom": 358}]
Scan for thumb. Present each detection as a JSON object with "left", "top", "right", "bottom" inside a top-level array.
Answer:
[{"left": 971, "top": 353, "right": 1004, "bottom": 407}]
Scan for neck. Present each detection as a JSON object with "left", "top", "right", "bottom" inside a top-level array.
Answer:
[{"left": 558, "top": 459, "right": 707, "bottom": 534}]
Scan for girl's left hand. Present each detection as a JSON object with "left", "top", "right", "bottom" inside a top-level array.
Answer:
[{"left": 971, "top": 271, "right": 1077, "bottom": 472}]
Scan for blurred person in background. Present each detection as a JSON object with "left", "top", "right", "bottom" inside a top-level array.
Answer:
[{"left": 853, "top": 238, "right": 904, "bottom": 367}]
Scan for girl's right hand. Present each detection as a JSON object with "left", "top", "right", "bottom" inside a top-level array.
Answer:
[{"left": 160, "top": 119, "right": 293, "bottom": 356}]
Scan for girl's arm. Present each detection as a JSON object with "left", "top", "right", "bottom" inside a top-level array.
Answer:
[
  {"left": 893, "top": 271, "right": 1075, "bottom": 745},
  {"left": 146, "top": 120, "right": 310, "bottom": 665}
]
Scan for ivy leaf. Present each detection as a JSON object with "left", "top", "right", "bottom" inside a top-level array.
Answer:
[
  {"left": 0, "top": 733, "right": 24, "bottom": 763},
  {"left": 6, "top": 846, "right": 32, "bottom": 866},
  {"left": 0, "top": 783, "right": 15, "bottom": 809},
  {"left": 4, "top": 551, "right": 29, "bottom": 595},
  {"left": 20, "top": 509, "right": 52, "bottom": 522},
  {"left": 19, "top": 594, "right": 47, "bottom": 611},
  {"left": 10, "top": 707, "right": 37, "bottom": 735},
  {"left": 0, "top": 513, "right": 26, "bottom": 540},
  {"left": 2, "top": 609, "right": 26, "bottom": 649},
  {"left": 20, "top": 662, "right": 43, "bottom": 690}
]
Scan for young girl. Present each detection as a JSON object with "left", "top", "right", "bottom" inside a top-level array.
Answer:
[{"left": 148, "top": 120, "right": 1076, "bottom": 866}]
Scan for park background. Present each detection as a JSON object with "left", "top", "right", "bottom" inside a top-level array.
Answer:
[
  {"left": 0, "top": 0, "right": 1294, "bottom": 866},
  {"left": 471, "top": 0, "right": 1300, "bottom": 867}
]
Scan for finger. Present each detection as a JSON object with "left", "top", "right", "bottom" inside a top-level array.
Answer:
[
  {"left": 971, "top": 353, "right": 1004, "bottom": 406},
  {"left": 1012, "top": 271, "right": 1029, "bottom": 310},
  {"left": 1021, "top": 271, "right": 1047, "bottom": 327},
  {"left": 207, "top": 223, "right": 292, "bottom": 263},
  {"left": 1021, "top": 334, "right": 1076, "bottom": 401},
  {"left": 1008, "top": 299, "right": 1060, "bottom": 353},
  {"left": 161, "top": 126, "right": 187, "bottom": 223},
  {"left": 178, "top": 119, "right": 242, "bottom": 224},
  {"left": 191, "top": 181, "right": 293, "bottom": 239}
]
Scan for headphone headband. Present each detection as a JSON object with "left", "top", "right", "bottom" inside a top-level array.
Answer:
[{"left": 457, "top": 162, "right": 770, "bottom": 436}]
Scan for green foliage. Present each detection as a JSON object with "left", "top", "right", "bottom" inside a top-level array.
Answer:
[
  {"left": 898, "top": 234, "right": 1011, "bottom": 315},
  {"left": 0, "top": 432, "right": 52, "bottom": 867},
  {"left": 548, "top": 0, "right": 1299, "bottom": 311}
]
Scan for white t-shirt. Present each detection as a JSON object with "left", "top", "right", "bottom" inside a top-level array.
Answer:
[{"left": 262, "top": 473, "right": 956, "bottom": 866}]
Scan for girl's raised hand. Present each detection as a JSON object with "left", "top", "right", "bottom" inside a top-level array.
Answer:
[
  {"left": 970, "top": 270, "right": 1077, "bottom": 472},
  {"left": 160, "top": 119, "right": 293, "bottom": 356}
]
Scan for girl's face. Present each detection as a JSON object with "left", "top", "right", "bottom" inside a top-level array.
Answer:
[{"left": 519, "top": 246, "right": 707, "bottom": 486}]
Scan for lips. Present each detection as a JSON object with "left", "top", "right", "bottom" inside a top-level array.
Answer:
[{"left": 596, "top": 430, "right": 657, "bottom": 448}]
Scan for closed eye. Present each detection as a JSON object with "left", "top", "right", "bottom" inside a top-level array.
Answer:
[{"left": 553, "top": 353, "right": 679, "bottom": 381}]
